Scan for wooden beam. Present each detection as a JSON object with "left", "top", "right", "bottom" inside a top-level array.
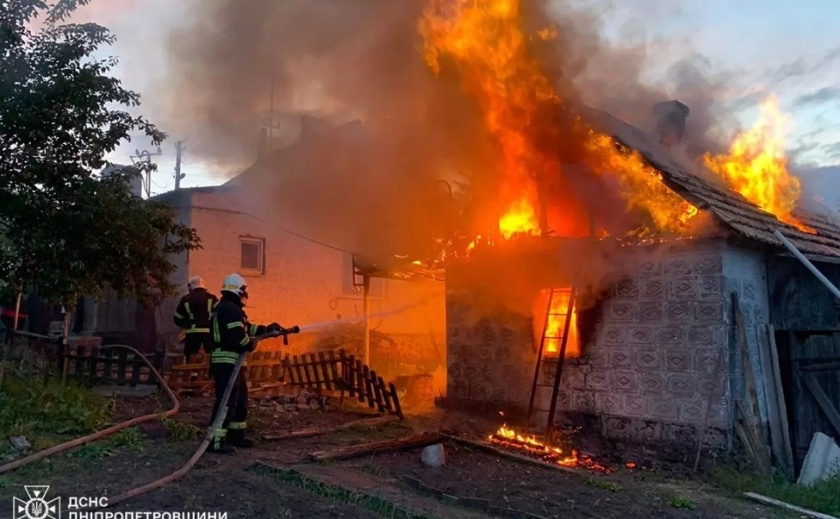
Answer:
[
  {"left": 802, "top": 372, "right": 840, "bottom": 437},
  {"left": 767, "top": 325, "right": 795, "bottom": 477},
  {"left": 444, "top": 435, "right": 579, "bottom": 476},
  {"left": 262, "top": 415, "right": 398, "bottom": 441},
  {"left": 308, "top": 432, "right": 443, "bottom": 462},
  {"left": 744, "top": 492, "right": 840, "bottom": 519}
]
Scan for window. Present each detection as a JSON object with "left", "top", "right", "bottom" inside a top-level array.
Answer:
[
  {"left": 342, "top": 253, "right": 384, "bottom": 297},
  {"left": 240, "top": 237, "right": 265, "bottom": 274},
  {"left": 533, "top": 288, "right": 580, "bottom": 359}
]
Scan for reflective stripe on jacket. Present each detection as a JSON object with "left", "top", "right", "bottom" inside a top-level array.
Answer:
[
  {"left": 174, "top": 288, "right": 219, "bottom": 333},
  {"left": 209, "top": 295, "right": 266, "bottom": 365}
]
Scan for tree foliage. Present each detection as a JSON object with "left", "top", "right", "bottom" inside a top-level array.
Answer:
[{"left": 0, "top": 0, "right": 201, "bottom": 309}]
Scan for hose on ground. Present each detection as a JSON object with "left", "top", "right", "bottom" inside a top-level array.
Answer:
[
  {"left": 0, "top": 344, "right": 180, "bottom": 475},
  {"left": 105, "top": 331, "right": 280, "bottom": 507}
]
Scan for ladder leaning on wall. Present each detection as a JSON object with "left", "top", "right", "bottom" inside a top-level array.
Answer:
[{"left": 527, "top": 286, "right": 577, "bottom": 440}]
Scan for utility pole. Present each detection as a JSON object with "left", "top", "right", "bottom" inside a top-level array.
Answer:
[
  {"left": 130, "top": 147, "right": 162, "bottom": 198},
  {"left": 174, "top": 140, "right": 186, "bottom": 190}
]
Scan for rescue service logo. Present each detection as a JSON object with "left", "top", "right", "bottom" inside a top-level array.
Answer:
[{"left": 12, "top": 486, "right": 60, "bottom": 519}]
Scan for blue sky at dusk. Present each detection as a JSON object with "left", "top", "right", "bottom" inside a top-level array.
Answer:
[{"left": 73, "top": 0, "right": 840, "bottom": 203}]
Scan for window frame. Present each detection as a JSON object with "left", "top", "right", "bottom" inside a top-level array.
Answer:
[{"left": 239, "top": 236, "right": 266, "bottom": 275}]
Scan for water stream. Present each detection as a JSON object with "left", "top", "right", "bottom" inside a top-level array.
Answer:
[{"left": 295, "top": 292, "right": 443, "bottom": 332}]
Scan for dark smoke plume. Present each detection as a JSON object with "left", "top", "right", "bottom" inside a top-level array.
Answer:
[{"left": 161, "top": 0, "right": 733, "bottom": 282}]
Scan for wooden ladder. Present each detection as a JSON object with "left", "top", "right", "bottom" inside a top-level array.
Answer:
[{"left": 527, "top": 286, "right": 577, "bottom": 440}]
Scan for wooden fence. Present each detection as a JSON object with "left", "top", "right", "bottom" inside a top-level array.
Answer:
[
  {"left": 165, "top": 348, "right": 403, "bottom": 418},
  {"left": 65, "top": 344, "right": 154, "bottom": 386}
]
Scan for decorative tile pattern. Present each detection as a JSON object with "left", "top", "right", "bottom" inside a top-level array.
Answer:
[
  {"left": 638, "top": 260, "right": 661, "bottom": 276},
  {"left": 669, "top": 278, "right": 697, "bottom": 299},
  {"left": 687, "top": 327, "right": 713, "bottom": 346},
  {"left": 586, "top": 370, "right": 609, "bottom": 390},
  {"left": 665, "top": 351, "right": 693, "bottom": 372},
  {"left": 638, "top": 373, "right": 666, "bottom": 393},
  {"left": 667, "top": 374, "right": 696, "bottom": 395},
  {"left": 698, "top": 276, "right": 723, "bottom": 299},
  {"left": 665, "top": 256, "right": 692, "bottom": 275},
  {"left": 608, "top": 301, "right": 635, "bottom": 322},
  {"left": 649, "top": 398, "right": 679, "bottom": 420},
  {"left": 657, "top": 326, "right": 683, "bottom": 344},
  {"left": 600, "top": 325, "right": 625, "bottom": 344},
  {"left": 634, "top": 350, "right": 662, "bottom": 370},
  {"left": 561, "top": 369, "right": 586, "bottom": 390},
  {"left": 596, "top": 393, "right": 622, "bottom": 415},
  {"left": 697, "top": 375, "right": 724, "bottom": 395},
  {"left": 678, "top": 399, "right": 708, "bottom": 423},
  {"left": 555, "top": 391, "right": 572, "bottom": 410},
  {"left": 609, "top": 349, "right": 633, "bottom": 368},
  {"left": 631, "top": 420, "right": 663, "bottom": 442},
  {"left": 615, "top": 279, "right": 639, "bottom": 299},
  {"left": 622, "top": 395, "right": 647, "bottom": 416},
  {"left": 603, "top": 416, "right": 633, "bottom": 438},
  {"left": 639, "top": 302, "right": 664, "bottom": 322},
  {"left": 610, "top": 370, "right": 638, "bottom": 391},
  {"left": 573, "top": 391, "right": 595, "bottom": 412},
  {"left": 588, "top": 349, "right": 609, "bottom": 368},
  {"left": 628, "top": 326, "right": 653, "bottom": 344},
  {"left": 695, "top": 349, "right": 724, "bottom": 373},
  {"left": 743, "top": 281, "right": 757, "bottom": 301},
  {"left": 665, "top": 302, "right": 691, "bottom": 321},
  {"left": 641, "top": 279, "right": 666, "bottom": 299},
  {"left": 696, "top": 302, "right": 723, "bottom": 322},
  {"left": 694, "top": 254, "right": 722, "bottom": 274}
]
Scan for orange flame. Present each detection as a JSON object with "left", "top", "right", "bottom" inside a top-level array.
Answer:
[
  {"left": 704, "top": 96, "right": 813, "bottom": 233},
  {"left": 488, "top": 424, "right": 611, "bottom": 472},
  {"left": 419, "top": 0, "right": 697, "bottom": 239},
  {"left": 534, "top": 289, "right": 579, "bottom": 357}
]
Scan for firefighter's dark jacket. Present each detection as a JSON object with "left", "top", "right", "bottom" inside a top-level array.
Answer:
[
  {"left": 173, "top": 287, "right": 219, "bottom": 334},
  {"left": 210, "top": 293, "right": 267, "bottom": 365}
]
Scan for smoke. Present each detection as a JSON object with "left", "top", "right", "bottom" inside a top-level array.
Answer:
[{"left": 160, "top": 0, "right": 733, "bottom": 291}]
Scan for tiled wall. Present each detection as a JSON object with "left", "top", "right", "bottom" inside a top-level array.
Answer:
[{"left": 446, "top": 240, "right": 746, "bottom": 446}]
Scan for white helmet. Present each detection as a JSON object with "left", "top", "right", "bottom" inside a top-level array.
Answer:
[
  {"left": 221, "top": 273, "right": 248, "bottom": 299},
  {"left": 187, "top": 275, "right": 205, "bottom": 290}
]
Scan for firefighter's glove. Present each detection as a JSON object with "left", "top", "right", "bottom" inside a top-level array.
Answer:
[
  {"left": 246, "top": 337, "right": 258, "bottom": 352},
  {"left": 267, "top": 323, "right": 283, "bottom": 335}
]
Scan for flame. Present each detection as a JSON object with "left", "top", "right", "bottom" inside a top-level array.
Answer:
[
  {"left": 535, "top": 289, "right": 579, "bottom": 357},
  {"left": 488, "top": 424, "right": 611, "bottom": 472},
  {"left": 419, "top": 0, "right": 698, "bottom": 240},
  {"left": 704, "top": 96, "right": 813, "bottom": 233}
]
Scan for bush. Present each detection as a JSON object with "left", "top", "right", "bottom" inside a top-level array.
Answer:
[{"left": 0, "top": 373, "right": 112, "bottom": 453}]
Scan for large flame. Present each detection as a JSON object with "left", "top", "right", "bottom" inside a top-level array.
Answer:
[
  {"left": 534, "top": 288, "right": 579, "bottom": 358},
  {"left": 419, "top": 0, "right": 697, "bottom": 240},
  {"left": 704, "top": 96, "right": 812, "bottom": 233}
]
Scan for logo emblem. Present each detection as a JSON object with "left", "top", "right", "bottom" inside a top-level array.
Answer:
[{"left": 13, "top": 486, "right": 60, "bottom": 519}]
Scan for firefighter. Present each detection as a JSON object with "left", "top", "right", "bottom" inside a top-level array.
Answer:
[
  {"left": 208, "top": 273, "right": 281, "bottom": 453},
  {"left": 173, "top": 276, "right": 219, "bottom": 362}
]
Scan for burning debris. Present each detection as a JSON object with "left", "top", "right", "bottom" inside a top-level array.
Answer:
[{"left": 488, "top": 424, "right": 612, "bottom": 473}]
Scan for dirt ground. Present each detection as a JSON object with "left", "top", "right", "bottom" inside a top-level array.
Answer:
[{"left": 0, "top": 391, "right": 797, "bottom": 519}]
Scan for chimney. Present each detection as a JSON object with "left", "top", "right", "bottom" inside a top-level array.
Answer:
[{"left": 653, "top": 100, "right": 690, "bottom": 147}]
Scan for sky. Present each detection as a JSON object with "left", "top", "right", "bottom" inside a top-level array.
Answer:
[{"left": 69, "top": 0, "right": 840, "bottom": 203}]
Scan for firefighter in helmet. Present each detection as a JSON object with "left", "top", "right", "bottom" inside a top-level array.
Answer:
[
  {"left": 208, "top": 273, "right": 281, "bottom": 453},
  {"left": 173, "top": 275, "right": 219, "bottom": 362}
]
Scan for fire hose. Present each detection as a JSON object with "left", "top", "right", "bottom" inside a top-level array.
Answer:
[
  {"left": 104, "top": 326, "right": 300, "bottom": 507},
  {"left": 0, "top": 344, "right": 180, "bottom": 475}
]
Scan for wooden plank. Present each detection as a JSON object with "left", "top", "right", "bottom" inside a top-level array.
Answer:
[
  {"left": 345, "top": 353, "right": 357, "bottom": 398},
  {"left": 757, "top": 325, "right": 793, "bottom": 479},
  {"left": 130, "top": 357, "right": 141, "bottom": 387},
  {"left": 88, "top": 346, "right": 99, "bottom": 381},
  {"left": 744, "top": 493, "right": 840, "bottom": 519},
  {"left": 378, "top": 375, "right": 393, "bottom": 413},
  {"left": 308, "top": 432, "right": 443, "bottom": 462},
  {"left": 309, "top": 353, "right": 322, "bottom": 391},
  {"left": 262, "top": 415, "right": 398, "bottom": 441},
  {"left": 369, "top": 369, "right": 385, "bottom": 412},
  {"left": 291, "top": 355, "right": 303, "bottom": 385},
  {"left": 103, "top": 348, "right": 115, "bottom": 384},
  {"left": 802, "top": 372, "right": 840, "bottom": 437},
  {"left": 328, "top": 350, "right": 341, "bottom": 388},
  {"left": 362, "top": 364, "right": 375, "bottom": 409},
  {"left": 801, "top": 361, "right": 840, "bottom": 371},
  {"left": 444, "top": 435, "right": 578, "bottom": 476},
  {"left": 74, "top": 346, "right": 86, "bottom": 380},
  {"left": 318, "top": 352, "right": 333, "bottom": 391},
  {"left": 389, "top": 382, "right": 403, "bottom": 419},
  {"left": 301, "top": 354, "right": 314, "bottom": 388},
  {"left": 768, "top": 325, "right": 795, "bottom": 476}
]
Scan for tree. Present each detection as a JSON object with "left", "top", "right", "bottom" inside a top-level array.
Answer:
[{"left": 0, "top": 0, "right": 201, "bottom": 310}]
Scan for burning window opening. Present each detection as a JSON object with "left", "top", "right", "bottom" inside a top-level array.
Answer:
[
  {"left": 533, "top": 288, "right": 579, "bottom": 359},
  {"left": 489, "top": 424, "right": 612, "bottom": 473}
]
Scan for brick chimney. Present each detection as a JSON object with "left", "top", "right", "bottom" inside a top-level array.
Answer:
[{"left": 653, "top": 100, "right": 690, "bottom": 147}]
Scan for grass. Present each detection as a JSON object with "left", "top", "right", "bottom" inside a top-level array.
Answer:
[
  {"left": 710, "top": 465, "right": 840, "bottom": 516},
  {"left": 584, "top": 476, "right": 620, "bottom": 492},
  {"left": 161, "top": 418, "right": 201, "bottom": 441},
  {"left": 258, "top": 465, "right": 429, "bottom": 519},
  {"left": 0, "top": 373, "right": 112, "bottom": 455},
  {"left": 68, "top": 427, "right": 145, "bottom": 461},
  {"left": 669, "top": 496, "right": 696, "bottom": 510}
]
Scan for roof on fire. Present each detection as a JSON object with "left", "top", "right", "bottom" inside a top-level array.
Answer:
[{"left": 584, "top": 107, "right": 840, "bottom": 261}]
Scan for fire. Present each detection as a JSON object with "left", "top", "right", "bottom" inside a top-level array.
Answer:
[
  {"left": 535, "top": 289, "right": 579, "bottom": 357},
  {"left": 488, "top": 424, "right": 611, "bottom": 472},
  {"left": 704, "top": 96, "right": 813, "bottom": 233},
  {"left": 419, "top": 0, "right": 698, "bottom": 240}
]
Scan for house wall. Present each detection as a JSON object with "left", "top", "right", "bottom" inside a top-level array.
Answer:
[
  {"left": 187, "top": 190, "right": 447, "bottom": 392},
  {"left": 446, "top": 240, "right": 735, "bottom": 449}
]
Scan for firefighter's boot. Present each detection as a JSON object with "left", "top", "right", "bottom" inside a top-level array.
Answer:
[{"left": 227, "top": 429, "right": 254, "bottom": 448}]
